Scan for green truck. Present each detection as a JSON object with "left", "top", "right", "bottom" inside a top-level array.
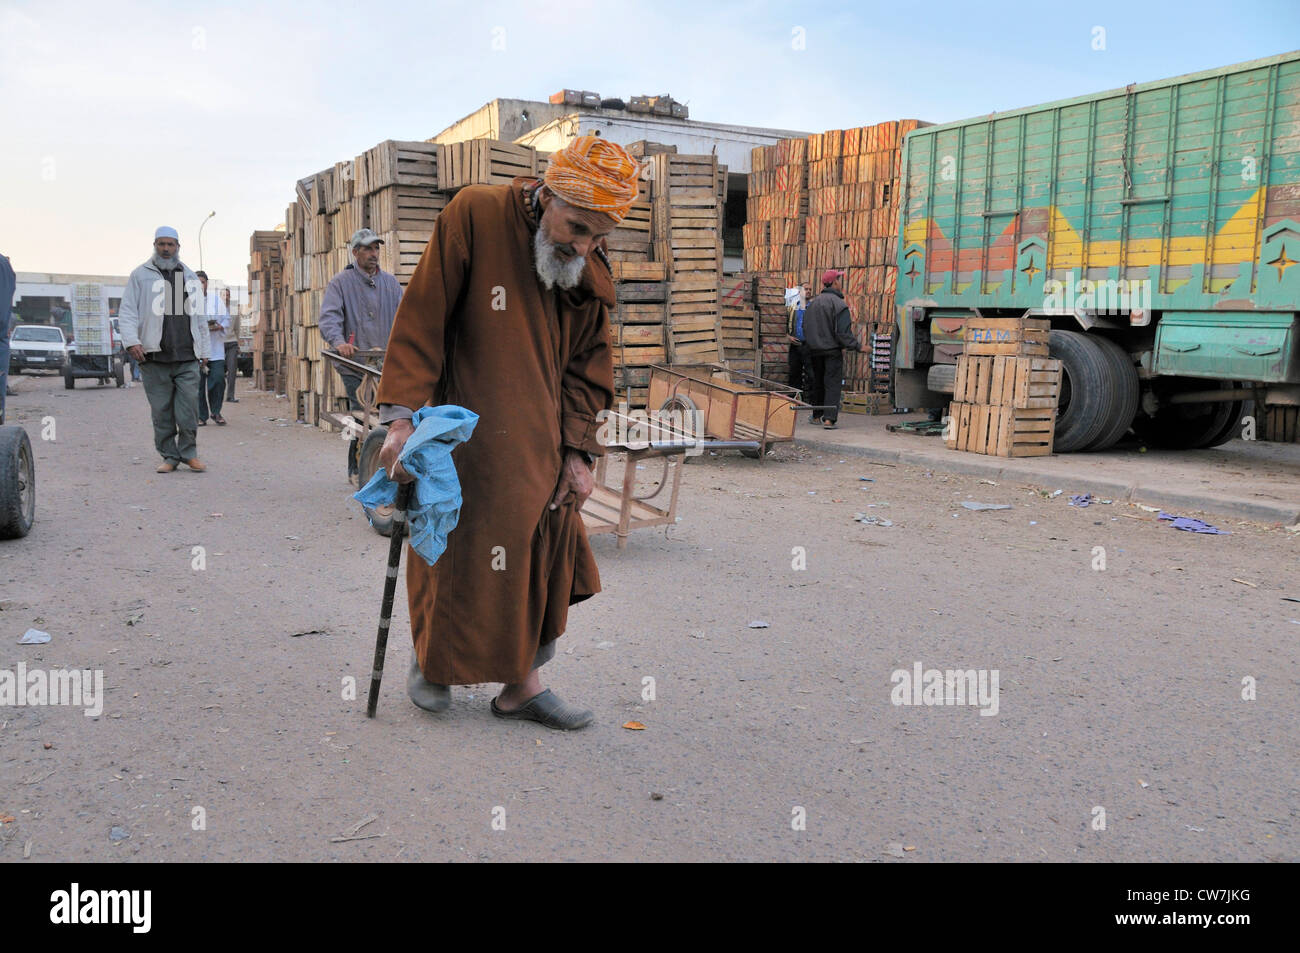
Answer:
[{"left": 895, "top": 50, "right": 1300, "bottom": 450}]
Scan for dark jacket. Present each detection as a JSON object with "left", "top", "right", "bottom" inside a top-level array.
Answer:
[{"left": 802, "top": 288, "right": 859, "bottom": 354}]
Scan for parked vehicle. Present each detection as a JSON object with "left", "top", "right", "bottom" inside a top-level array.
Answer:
[
  {"left": 8, "top": 324, "right": 72, "bottom": 374},
  {"left": 895, "top": 50, "right": 1300, "bottom": 450}
]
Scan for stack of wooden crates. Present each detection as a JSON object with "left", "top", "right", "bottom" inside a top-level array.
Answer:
[
  {"left": 253, "top": 137, "right": 749, "bottom": 424},
  {"left": 744, "top": 119, "right": 925, "bottom": 392},
  {"left": 945, "top": 316, "right": 1061, "bottom": 457},
  {"left": 247, "top": 230, "right": 285, "bottom": 393}
]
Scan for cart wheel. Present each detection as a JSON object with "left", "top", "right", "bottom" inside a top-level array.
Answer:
[
  {"left": 0, "top": 426, "right": 35, "bottom": 540},
  {"left": 114, "top": 363, "right": 125, "bottom": 388},
  {"left": 741, "top": 445, "right": 764, "bottom": 459},
  {"left": 659, "top": 393, "right": 701, "bottom": 462},
  {"left": 63, "top": 368, "right": 75, "bottom": 390},
  {"left": 358, "top": 425, "right": 395, "bottom": 537}
]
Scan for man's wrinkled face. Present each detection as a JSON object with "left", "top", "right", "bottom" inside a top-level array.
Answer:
[
  {"left": 353, "top": 242, "right": 381, "bottom": 272},
  {"left": 154, "top": 238, "right": 177, "bottom": 259},
  {"left": 534, "top": 188, "right": 615, "bottom": 290},
  {"left": 538, "top": 188, "right": 616, "bottom": 262}
]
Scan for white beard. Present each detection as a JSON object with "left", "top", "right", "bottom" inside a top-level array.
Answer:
[{"left": 533, "top": 224, "right": 585, "bottom": 291}]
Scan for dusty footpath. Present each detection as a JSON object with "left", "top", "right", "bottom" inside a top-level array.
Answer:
[{"left": 1, "top": 372, "right": 1297, "bottom": 862}]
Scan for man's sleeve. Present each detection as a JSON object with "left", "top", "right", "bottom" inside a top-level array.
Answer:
[
  {"left": 561, "top": 301, "right": 615, "bottom": 458},
  {"left": 836, "top": 305, "right": 860, "bottom": 350},
  {"left": 318, "top": 278, "right": 346, "bottom": 348},
  {"left": 118, "top": 275, "right": 141, "bottom": 348},
  {"left": 376, "top": 197, "right": 471, "bottom": 417}
]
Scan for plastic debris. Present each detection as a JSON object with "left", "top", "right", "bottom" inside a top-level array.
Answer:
[
  {"left": 19, "top": 629, "right": 51, "bottom": 644},
  {"left": 859, "top": 477, "right": 874, "bottom": 482},
  {"left": 748, "top": 621, "right": 770, "bottom": 629},
  {"left": 854, "top": 513, "right": 893, "bottom": 526},
  {"left": 961, "top": 501, "right": 1012, "bottom": 511},
  {"left": 1158, "top": 512, "right": 1229, "bottom": 534},
  {"left": 1050, "top": 489, "right": 1063, "bottom": 498},
  {"left": 1069, "top": 494, "right": 1092, "bottom": 507}
]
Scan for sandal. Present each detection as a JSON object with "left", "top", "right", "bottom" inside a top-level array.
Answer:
[{"left": 491, "top": 689, "right": 593, "bottom": 731}]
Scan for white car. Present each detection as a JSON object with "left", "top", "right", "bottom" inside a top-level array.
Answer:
[{"left": 8, "top": 325, "right": 73, "bottom": 374}]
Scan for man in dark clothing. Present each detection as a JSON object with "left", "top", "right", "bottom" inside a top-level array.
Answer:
[
  {"left": 118, "top": 227, "right": 210, "bottom": 472},
  {"left": 801, "top": 269, "right": 861, "bottom": 429}
]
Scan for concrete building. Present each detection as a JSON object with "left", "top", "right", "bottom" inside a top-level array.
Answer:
[
  {"left": 432, "top": 96, "right": 809, "bottom": 270},
  {"left": 9, "top": 272, "right": 129, "bottom": 336}
]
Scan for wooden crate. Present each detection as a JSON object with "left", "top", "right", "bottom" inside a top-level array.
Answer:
[
  {"left": 962, "top": 316, "right": 1050, "bottom": 357},
  {"left": 356, "top": 141, "right": 442, "bottom": 193},
  {"left": 841, "top": 392, "right": 892, "bottom": 415},
  {"left": 947, "top": 402, "right": 1055, "bottom": 456},
  {"left": 368, "top": 186, "right": 446, "bottom": 235},
  {"left": 954, "top": 355, "right": 1062, "bottom": 408},
  {"left": 1258, "top": 405, "right": 1299, "bottom": 442},
  {"left": 442, "top": 139, "right": 539, "bottom": 189}
]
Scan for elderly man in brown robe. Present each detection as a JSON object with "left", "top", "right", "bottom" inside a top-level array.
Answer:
[{"left": 376, "top": 136, "right": 640, "bottom": 730}]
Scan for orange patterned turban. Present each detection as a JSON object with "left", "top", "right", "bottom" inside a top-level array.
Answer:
[{"left": 543, "top": 135, "right": 642, "bottom": 223}]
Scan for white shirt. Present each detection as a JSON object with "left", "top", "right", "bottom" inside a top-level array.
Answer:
[{"left": 203, "top": 290, "right": 230, "bottom": 358}]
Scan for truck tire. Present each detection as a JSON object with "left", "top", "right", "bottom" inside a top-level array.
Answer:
[
  {"left": 0, "top": 426, "right": 35, "bottom": 539},
  {"left": 1201, "top": 400, "right": 1245, "bottom": 448},
  {"left": 357, "top": 425, "right": 395, "bottom": 537},
  {"left": 1048, "top": 330, "right": 1115, "bottom": 453},
  {"left": 1081, "top": 335, "right": 1140, "bottom": 451},
  {"left": 926, "top": 362, "right": 957, "bottom": 394},
  {"left": 1132, "top": 379, "right": 1240, "bottom": 449}
]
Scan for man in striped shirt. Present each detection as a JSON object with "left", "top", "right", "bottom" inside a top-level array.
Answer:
[{"left": 319, "top": 228, "right": 403, "bottom": 482}]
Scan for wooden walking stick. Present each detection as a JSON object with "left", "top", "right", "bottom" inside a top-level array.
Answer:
[{"left": 366, "top": 481, "right": 414, "bottom": 718}]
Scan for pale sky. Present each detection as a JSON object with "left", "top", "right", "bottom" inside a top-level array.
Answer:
[{"left": 1, "top": 0, "right": 1296, "bottom": 288}]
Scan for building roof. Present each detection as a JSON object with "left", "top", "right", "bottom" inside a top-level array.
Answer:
[{"left": 432, "top": 98, "right": 809, "bottom": 174}]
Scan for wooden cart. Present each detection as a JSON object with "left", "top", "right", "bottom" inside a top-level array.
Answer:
[
  {"left": 647, "top": 363, "right": 806, "bottom": 459},
  {"left": 320, "top": 348, "right": 385, "bottom": 439},
  {"left": 322, "top": 349, "right": 395, "bottom": 534},
  {"left": 321, "top": 353, "right": 690, "bottom": 547}
]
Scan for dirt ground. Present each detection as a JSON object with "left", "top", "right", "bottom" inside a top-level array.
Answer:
[{"left": 1, "top": 370, "right": 1297, "bottom": 862}]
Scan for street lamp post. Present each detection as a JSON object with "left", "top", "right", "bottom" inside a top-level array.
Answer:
[{"left": 197, "top": 210, "right": 216, "bottom": 271}]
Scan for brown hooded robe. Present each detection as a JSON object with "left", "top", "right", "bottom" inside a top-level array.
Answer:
[{"left": 376, "top": 178, "right": 615, "bottom": 685}]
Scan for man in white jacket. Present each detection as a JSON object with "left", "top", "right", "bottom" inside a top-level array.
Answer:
[{"left": 118, "top": 227, "right": 210, "bottom": 472}]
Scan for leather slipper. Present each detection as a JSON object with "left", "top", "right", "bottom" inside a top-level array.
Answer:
[{"left": 491, "top": 689, "right": 593, "bottom": 731}]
